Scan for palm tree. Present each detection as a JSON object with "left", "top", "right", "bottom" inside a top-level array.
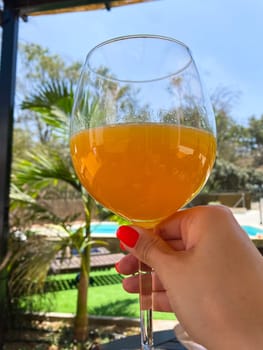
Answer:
[{"left": 11, "top": 78, "right": 105, "bottom": 343}]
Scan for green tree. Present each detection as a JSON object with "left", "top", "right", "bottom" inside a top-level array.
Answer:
[
  {"left": 200, "top": 86, "right": 263, "bottom": 197},
  {"left": 12, "top": 66, "right": 132, "bottom": 342},
  {"left": 12, "top": 79, "right": 100, "bottom": 343},
  {"left": 215, "top": 110, "right": 236, "bottom": 161},
  {"left": 205, "top": 158, "right": 249, "bottom": 191},
  {"left": 12, "top": 128, "right": 34, "bottom": 161},
  {"left": 247, "top": 114, "right": 263, "bottom": 166},
  {"left": 210, "top": 87, "right": 240, "bottom": 162},
  {"left": 19, "top": 43, "right": 81, "bottom": 84},
  {"left": 16, "top": 43, "right": 81, "bottom": 144}
]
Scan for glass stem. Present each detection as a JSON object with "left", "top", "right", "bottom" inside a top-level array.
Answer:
[{"left": 139, "top": 260, "right": 154, "bottom": 350}]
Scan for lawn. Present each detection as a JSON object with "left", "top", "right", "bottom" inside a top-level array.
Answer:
[{"left": 19, "top": 269, "right": 176, "bottom": 321}]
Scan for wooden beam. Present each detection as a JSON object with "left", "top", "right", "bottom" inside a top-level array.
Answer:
[{"left": 15, "top": 0, "right": 154, "bottom": 17}]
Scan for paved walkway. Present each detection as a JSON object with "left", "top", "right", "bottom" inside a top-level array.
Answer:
[
  {"left": 153, "top": 319, "right": 177, "bottom": 331},
  {"left": 50, "top": 252, "right": 125, "bottom": 273},
  {"left": 232, "top": 207, "right": 263, "bottom": 228},
  {"left": 101, "top": 329, "right": 187, "bottom": 350},
  {"left": 101, "top": 323, "right": 207, "bottom": 349}
]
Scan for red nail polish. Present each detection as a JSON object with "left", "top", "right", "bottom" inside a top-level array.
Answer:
[
  {"left": 120, "top": 241, "right": 126, "bottom": 251},
  {"left": 116, "top": 226, "right": 139, "bottom": 248},
  {"left": 115, "top": 262, "right": 121, "bottom": 273}
]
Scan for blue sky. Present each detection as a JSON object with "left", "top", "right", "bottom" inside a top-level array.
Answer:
[{"left": 19, "top": 0, "right": 263, "bottom": 125}]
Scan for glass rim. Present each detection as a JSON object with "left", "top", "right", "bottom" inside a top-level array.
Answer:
[{"left": 85, "top": 34, "right": 193, "bottom": 84}]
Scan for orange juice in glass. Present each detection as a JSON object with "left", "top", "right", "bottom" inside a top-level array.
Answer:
[{"left": 70, "top": 123, "right": 216, "bottom": 227}]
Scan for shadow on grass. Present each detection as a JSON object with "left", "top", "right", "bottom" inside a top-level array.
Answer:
[{"left": 89, "top": 298, "right": 139, "bottom": 318}]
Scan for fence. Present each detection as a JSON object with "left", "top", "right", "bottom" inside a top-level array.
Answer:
[{"left": 191, "top": 192, "right": 251, "bottom": 209}]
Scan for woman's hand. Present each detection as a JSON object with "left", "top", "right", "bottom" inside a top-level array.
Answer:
[{"left": 115, "top": 205, "right": 263, "bottom": 350}]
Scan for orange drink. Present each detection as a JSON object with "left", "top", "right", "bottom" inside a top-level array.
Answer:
[{"left": 70, "top": 123, "right": 216, "bottom": 227}]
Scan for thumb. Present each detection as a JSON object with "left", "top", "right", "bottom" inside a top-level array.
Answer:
[{"left": 116, "top": 225, "right": 174, "bottom": 269}]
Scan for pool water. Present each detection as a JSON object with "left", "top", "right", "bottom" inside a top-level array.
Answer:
[
  {"left": 90, "top": 222, "right": 263, "bottom": 238},
  {"left": 242, "top": 225, "right": 263, "bottom": 237},
  {"left": 90, "top": 222, "right": 119, "bottom": 235}
]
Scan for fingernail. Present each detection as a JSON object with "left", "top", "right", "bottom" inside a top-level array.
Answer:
[
  {"left": 115, "top": 262, "right": 121, "bottom": 273},
  {"left": 116, "top": 226, "right": 139, "bottom": 248},
  {"left": 120, "top": 241, "right": 126, "bottom": 251}
]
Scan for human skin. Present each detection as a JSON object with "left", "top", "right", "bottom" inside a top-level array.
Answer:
[{"left": 115, "top": 205, "right": 263, "bottom": 350}]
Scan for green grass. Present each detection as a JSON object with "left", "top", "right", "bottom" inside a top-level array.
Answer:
[{"left": 19, "top": 269, "right": 176, "bottom": 321}]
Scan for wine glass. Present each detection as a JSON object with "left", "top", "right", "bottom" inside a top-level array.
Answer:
[{"left": 70, "top": 35, "right": 216, "bottom": 349}]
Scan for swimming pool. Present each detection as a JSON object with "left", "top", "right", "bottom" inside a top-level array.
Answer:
[
  {"left": 90, "top": 222, "right": 118, "bottom": 236},
  {"left": 89, "top": 221, "right": 263, "bottom": 239},
  {"left": 242, "top": 225, "right": 263, "bottom": 237}
]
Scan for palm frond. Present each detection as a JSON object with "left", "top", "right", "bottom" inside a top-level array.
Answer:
[
  {"left": 13, "top": 150, "right": 80, "bottom": 193},
  {"left": 22, "top": 79, "right": 73, "bottom": 110},
  {"left": 21, "top": 79, "right": 74, "bottom": 131},
  {"left": 10, "top": 184, "right": 72, "bottom": 225},
  {"left": 8, "top": 235, "right": 70, "bottom": 297}
]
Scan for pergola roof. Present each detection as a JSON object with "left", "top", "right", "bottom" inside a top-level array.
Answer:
[{"left": 15, "top": 0, "right": 153, "bottom": 16}]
